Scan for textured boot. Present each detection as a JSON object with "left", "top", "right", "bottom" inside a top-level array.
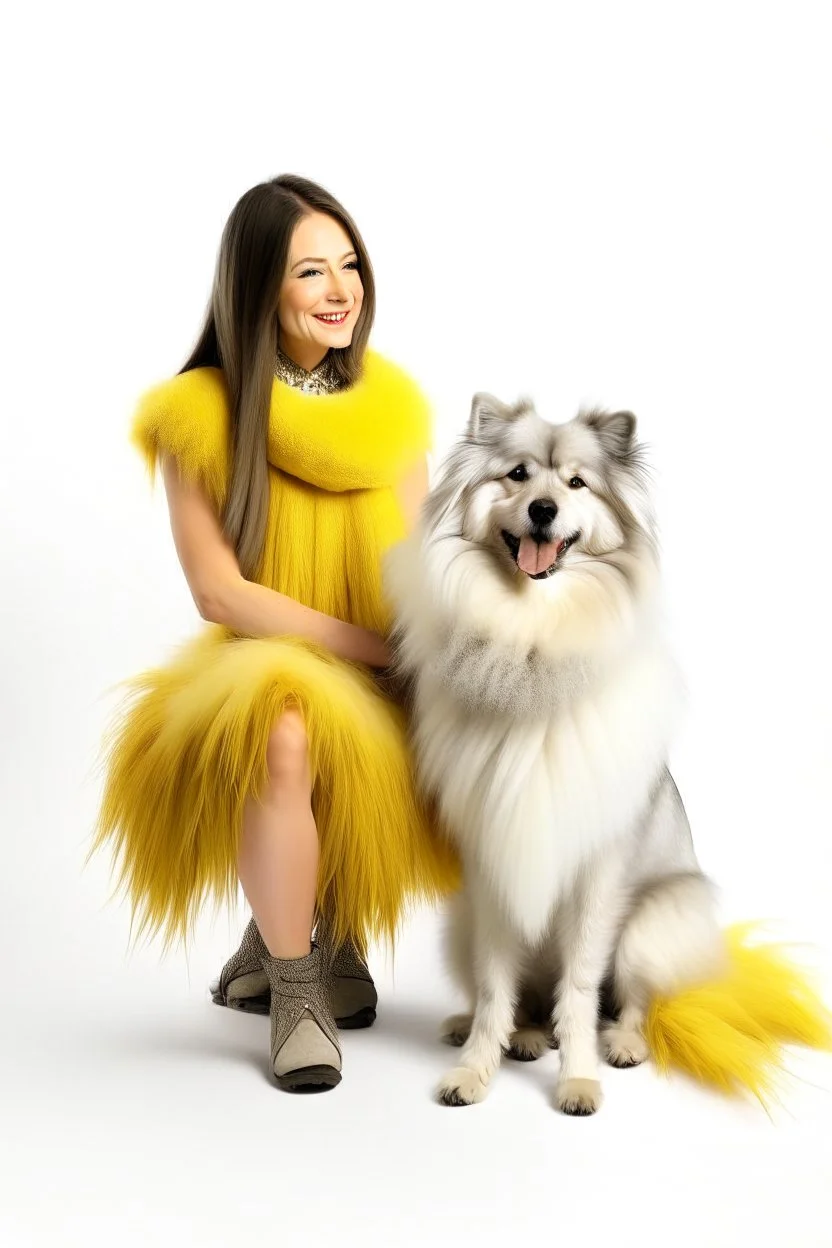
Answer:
[
  {"left": 261, "top": 945, "right": 342, "bottom": 1092},
  {"left": 325, "top": 930, "right": 378, "bottom": 1030},
  {"left": 210, "top": 917, "right": 270, "bottom": 1013},
  {"left": 211, "top": 915, "right": 378, "bottom": 1028}
]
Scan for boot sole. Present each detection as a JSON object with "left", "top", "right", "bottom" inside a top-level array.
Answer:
[
  {"left": 211, "top": 988, "right": 377, "bottom": 1030},
  {"left": 275, "top": 1064, "right": 342, "bottom": 1092},
  {"left": 336, "top": 1006, "right": 377, "bottom": 1030}
]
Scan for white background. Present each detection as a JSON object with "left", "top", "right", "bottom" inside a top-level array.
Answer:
[{"left": 2, "top": 2, "right": 831, "bottom": 1245}]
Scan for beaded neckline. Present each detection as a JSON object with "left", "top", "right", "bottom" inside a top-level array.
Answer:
[{"left": 273, "top": 345, "right": 342, "bottom": 395}]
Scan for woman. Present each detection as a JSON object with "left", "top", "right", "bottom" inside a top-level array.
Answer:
[{"left": 94, "top": 174, "right": 458, "bottom": 1093}]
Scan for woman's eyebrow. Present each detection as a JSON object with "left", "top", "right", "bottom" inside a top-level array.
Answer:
[{"left": 291, "top": 250, "right": 357, "bottom": 270}]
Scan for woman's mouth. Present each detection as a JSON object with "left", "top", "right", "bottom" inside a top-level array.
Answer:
[{"left": 313, "top": 311, "right": 350, "bottom": 326}]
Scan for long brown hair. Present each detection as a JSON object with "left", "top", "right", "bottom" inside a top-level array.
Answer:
[{"left": 180, "top": 175, "right": 376, "bottom": 579}]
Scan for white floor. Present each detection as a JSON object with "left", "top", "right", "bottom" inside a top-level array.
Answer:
[{"left": 4, "top": 898, "right": 831, "bottom": 1248}]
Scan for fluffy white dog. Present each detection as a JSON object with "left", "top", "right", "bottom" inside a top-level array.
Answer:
[{"left": 384, "top": 393, "right": 725, "bottom": 1115}]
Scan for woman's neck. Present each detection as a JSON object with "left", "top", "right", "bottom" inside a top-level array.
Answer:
[{"left": 277, "top": 336, "right": 329, "bottom": 373}]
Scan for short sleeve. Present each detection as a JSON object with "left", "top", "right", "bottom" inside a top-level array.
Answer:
[{"left": 130, "top": 366, "right": 231, "bottom": 509}]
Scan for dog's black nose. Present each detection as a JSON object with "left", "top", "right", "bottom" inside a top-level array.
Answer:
[{"left": 528, "top": 499, "right": 557, "bottom": 527}]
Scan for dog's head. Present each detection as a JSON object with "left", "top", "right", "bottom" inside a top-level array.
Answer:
[{"left": 425, "top": 394, "right": 654, "bottom": 585}]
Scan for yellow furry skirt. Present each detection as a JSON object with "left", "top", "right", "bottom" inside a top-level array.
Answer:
[{"left": 93, "top": 626, "right": 459, "bottom": 951}]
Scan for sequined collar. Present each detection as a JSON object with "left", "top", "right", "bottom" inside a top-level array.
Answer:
[{"left": 273, "top": 345, "right": 342, "bottom": 395}]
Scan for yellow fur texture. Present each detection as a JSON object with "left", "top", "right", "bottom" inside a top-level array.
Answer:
[{"left": 647, "top": 923, "right": 832, "bottom": 1107}]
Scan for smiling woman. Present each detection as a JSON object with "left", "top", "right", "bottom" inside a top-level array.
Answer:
[
  {"left": 276, "top": 215, "right": 365, "bottom": 376},
  {"left": 91, "top": 174, "right": 458, "bottom": 1094}
]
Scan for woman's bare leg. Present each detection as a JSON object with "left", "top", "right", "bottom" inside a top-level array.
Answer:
[{"left": 237, "top": 708, "right": 318, "bottom": 958}]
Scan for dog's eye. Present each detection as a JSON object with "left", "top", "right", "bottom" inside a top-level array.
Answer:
[
  {"left": 507, "top": 464, "right": 528, "bottom": 482},
  {"left": 568, "top": 476, "right": 587, "bottom": 489}
]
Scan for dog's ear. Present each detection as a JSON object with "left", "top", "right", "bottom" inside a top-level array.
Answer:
[
  {"left": 581, "top": 409, "right": 637, "bottom": 460},
  {"left": 467, "top": 392, "right": 529, "bottom": 441}
]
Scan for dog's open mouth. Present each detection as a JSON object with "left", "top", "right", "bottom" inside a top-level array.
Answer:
[{"left": 501, "top": 530, "right": 580, "bottom": 579}]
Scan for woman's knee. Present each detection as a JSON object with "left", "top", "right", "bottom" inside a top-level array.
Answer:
[{"left": 264, "top": 708, "right": 309, "bottom": 785}]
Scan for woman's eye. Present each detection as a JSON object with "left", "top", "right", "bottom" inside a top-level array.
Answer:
[
  {"left": 300, "top": 262, "right": 358, "bottom": 279},
  {"left": 507, "top": 464, "right": 528, "bottom": 482},
  {"left": 569, "top": 476, "right": 587, "bottom": 489}
]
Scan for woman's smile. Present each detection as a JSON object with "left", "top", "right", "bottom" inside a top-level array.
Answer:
[{"left": 314, "top": 310, "right": 350, "bottom": 325}]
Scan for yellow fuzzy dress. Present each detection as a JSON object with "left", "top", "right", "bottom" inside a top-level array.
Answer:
[{"left": 93, "top": 349, "right": 459, "bottom": 952}]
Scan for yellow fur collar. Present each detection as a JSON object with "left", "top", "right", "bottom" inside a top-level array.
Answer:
[{"left": 131, "top": 348, "right": 432, "bottom": 501}]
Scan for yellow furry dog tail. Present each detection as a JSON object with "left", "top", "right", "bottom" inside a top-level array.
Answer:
[{"left": 645, "top": 923, "right": 832, "bottom": 1107}]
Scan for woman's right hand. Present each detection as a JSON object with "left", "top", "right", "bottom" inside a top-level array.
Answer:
[{"left": 356, "top": 630, "right": 393, "bottom": 669}]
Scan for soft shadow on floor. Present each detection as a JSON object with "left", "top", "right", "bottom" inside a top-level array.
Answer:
[
  {"left": 69, "top": 1002, "right": 270, "bottom": 1080},
  {"left": 67, "top": 995, "right": 451, "bottom": 1082},
  {"left": 371, "top": 998, "right": 456, "bottom": 1058}
]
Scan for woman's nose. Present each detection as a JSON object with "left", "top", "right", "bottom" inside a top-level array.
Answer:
[{"left": 327, "top": 271, "right": 350, "bottom": 302}]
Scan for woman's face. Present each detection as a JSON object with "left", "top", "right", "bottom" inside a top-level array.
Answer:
[{"left": 276, "top": 212, "right": 364, "bottom": 369}]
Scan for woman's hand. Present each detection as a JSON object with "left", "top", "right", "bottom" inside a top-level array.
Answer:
[{"left": 359, "top": 632, "right": 393, "bottom": 669}]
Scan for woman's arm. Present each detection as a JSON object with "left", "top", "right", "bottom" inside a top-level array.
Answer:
[
  {"left": 395, "top": 455, "right": 430, "bottom": 534},
  {"left": 160, "top": 454, "right": 390, "bottom": 667}
]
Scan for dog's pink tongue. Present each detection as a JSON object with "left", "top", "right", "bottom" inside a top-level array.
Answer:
[{"left": 518, "top": 537, "right": 561, "bottom": 575}]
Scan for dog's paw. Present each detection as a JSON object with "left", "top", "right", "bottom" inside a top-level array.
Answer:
[
  {"left": 440, "top": 1013, "right": 473, "bottom": 1047},
  {"left": 506, "top": 1026, "right": 550, "bottom": 1062},
  {"left": 602, "top": 1024, "right": 649, "bottom": 1069},
  {"left": 437, "top": 1066, "right": 488, "bottom": 1106},
  {"left": 555, "top": 1078, "right": 603, "bottom": 1116}
]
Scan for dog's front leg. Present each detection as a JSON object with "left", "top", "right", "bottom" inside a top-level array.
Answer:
[
  {"left": 437, "top": 887, "right": 519, "bottom": 1107},
  {"left": 553, "top": 859, "right": 624, "bottom": 1116}
]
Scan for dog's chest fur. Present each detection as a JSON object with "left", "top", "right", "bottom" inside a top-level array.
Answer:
[{"left": 412, "top": 640, "right": 682, "bottom": 940}]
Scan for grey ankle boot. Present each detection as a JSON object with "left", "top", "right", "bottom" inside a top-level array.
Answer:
[
  {"left": 324, "top": 928, "right": 378, "bottom": 1030},
  {"left": 211, "top": 916, "right": 377, "bottom": 1028},
  {"left": 262, "top": 945, "right": 342, "bottom": 1092},
  {"left": 210, "top": 917, "right": 270, "bottom": 1013}
]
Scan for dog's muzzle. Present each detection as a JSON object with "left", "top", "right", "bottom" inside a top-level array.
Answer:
[{"left": 501, "top": 528, "right": 580, "bottom": 579}]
